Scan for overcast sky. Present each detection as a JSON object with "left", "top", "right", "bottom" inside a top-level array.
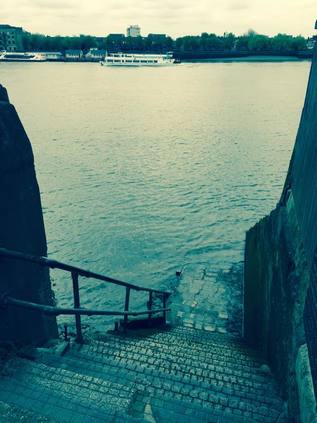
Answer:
[{"left": 2, "top": 0, "right": 316, "bottom": 38}]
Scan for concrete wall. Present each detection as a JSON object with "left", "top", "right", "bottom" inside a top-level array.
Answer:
[
  {"left": 244, "top": 40, "right": 317, "bottom": 421},
  {"left": 0, "top": 85, "right": 58, "bottom": 346}
]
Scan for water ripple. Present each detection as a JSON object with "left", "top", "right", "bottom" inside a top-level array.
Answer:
[{"left": 0, "top": 61, "right": 310, "bottom": 313}]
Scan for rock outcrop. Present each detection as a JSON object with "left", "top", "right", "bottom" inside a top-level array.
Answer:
[
  {"left": 244, "top": 33, "right": 317, "bottom": 422},
  {"left": 0, "top": 85, "right": 57, "bottom": 345}
]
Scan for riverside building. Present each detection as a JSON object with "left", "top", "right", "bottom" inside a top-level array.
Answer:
[
  {"left": 0, "top": 24, "right": 23, "bottom": 52},
  {"left": 127, "top": 25, "right": 141, "bottom": 37}
]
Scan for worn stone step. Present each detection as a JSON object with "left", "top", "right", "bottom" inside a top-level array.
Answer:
[
  {"left": 76, "top": 345, "right": 280, "bottom": 397},
  {"left": 94, "top": 332, "right": 269, "bottom": 379},
  {"left": 37, "top": 347, "right": 283, "bottom": 423},
  {"left": 103, "top": 328, "right": 265, "bottom": 366},
  {"left": 50, "top": 338, "right": 283, "bottom": 418},
  {"left": 0, "top": 325, "right": 287, "bottom": 423},
  {"left": 84, "top": 339, "right": 276, "bottom": 397},
  {"left": 0, "top": 357, "right": 134, "bottom": 422},
  {"left": 145, "top": 327, "right": 262, "bottom": 357},
  {"left": 0, "top": 400, "right": 56, "bottom": 423},
  {"left": 162, "top": 326, "right": 254, "bottom": 350},
  {"left": 91, "top": 335, "right": 271, "bottom": 382},
  {"left": 130, "top": 391, "right": 256, "bottom": 423}
]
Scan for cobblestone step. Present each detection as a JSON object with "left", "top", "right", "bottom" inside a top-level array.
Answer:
[
  {"left": 0, "top": 400, "right": 56, "bottom": 422},
  {"left": 38, "top": 346, "right": 271, "bottom": 403},
  {"left": 130, "top": 391, "right": 256, "bottom": 423},
  {"left": 103, "top": 327, "right": 265, "bottom": 366},
  {"left": 81, "top": 338, "right": 277, "bottom": 394},
  {"left": 93, "top": 331, "right": 267, "bottom": 377},
  {"left": 36, "top": 348, "right": 282, "bottom": 422},
  {"left": 35, "top": 325, "right": 284, "bottom": 422},
  {"left": 68, "top": 349, "right": 281, "bottom": 403},
  {"left": 144, "top": 326, "right": 262, "bottom": 358},
  {"left": 0, "top": 357, "right": 135, "bottom": 422},
  {"left": 0, "top": 326, "right": 287, "bottom": 422}
]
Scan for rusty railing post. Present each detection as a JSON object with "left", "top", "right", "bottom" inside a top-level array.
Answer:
[
  {"left": 71, "top": 271, "right": 83, "bottom": 343},
  {"left": 148, "top": 291, "right": 153, "bottom": 326},
  {"left": 163, "top": 294, "right": 167, "bottom": 324},
  {"left": 124, "top": 287, "right": 130, "bottom": 331}
]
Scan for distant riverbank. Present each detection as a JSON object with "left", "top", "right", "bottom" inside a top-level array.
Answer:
[
  {"left": 174, "top": 50, "right": 313, "bottom": 62},
  {"left": 0, "top": 55, "right": 311, "bottom": 64},
  {"left": 182, "top": 55, "right": 311, "bottom": 63},
  {"left": 0, "top": 48, "right": 313, "bottom": 64}
]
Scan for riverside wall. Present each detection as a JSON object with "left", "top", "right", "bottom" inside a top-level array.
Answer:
[
  {"left": 174, "top": 50, "right": 313, "bottom": 61},
  {"left": 244, "top": 37, "right": 317, "bottom": 422},
  {"left": 0, "top": 85, "right": 57, "bottom": 345}
]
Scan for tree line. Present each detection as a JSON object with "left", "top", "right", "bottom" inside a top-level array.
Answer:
[
  {"left": 176, "top": 31, "right": 307, "bottom": 53},
  {"left": 21, "top": 30, "right": 308, "bottom": 54}
]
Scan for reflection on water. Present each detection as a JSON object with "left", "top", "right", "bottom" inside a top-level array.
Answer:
[{"left": 0, "top": 61, "right": 310, "bottom": 316}]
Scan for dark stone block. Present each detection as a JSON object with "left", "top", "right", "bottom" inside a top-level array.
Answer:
[
  {"left": 0, "top": 85, "right": 57, "bottom": 346},
  {"left": 0, "top": 85, "right": 9, "bottom": 103}
]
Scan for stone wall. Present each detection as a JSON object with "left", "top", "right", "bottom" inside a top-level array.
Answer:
[
  {"left": 0, "top": 85, "right": 57, "bottom": 345},
  {"left": 244, "top": 194, "right": 312, "bottom": 419},
  {"left": 244, "top": 37, "right": 317, "bottom": 422}
]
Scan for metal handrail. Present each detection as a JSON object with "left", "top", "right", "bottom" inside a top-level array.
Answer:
[
  {"left": 1, "top": 296, "right": 170, "bottom": 317},
  {"left": 0, "top": 248, "right": 169, "bottom": 295},
  {"left": 0, "top": 248, "right": 172, "bottom": 343}
]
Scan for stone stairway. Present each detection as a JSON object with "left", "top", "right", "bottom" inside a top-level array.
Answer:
[{"left": 0, "top": 326, "right": 287, "bottom": 423}]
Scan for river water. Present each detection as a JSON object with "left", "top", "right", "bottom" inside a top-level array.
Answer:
[{"left": 0, "top": 61, "right": 310, "bottom": 327}]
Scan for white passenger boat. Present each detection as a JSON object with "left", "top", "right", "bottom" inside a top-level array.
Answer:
[
  {"left": 100, "top": 52, "right": 175, "bottom": 67},
  {"left": 0, "top": 52, "right": 46, "bottom": 62}
]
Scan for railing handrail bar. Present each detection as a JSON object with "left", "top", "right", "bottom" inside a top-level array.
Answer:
[
  {"left": 0, "top": 248, "right": 170, "bottom": 296},
  {"left": 2, "top": 296, "right": 171, "bottom": 317}
]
